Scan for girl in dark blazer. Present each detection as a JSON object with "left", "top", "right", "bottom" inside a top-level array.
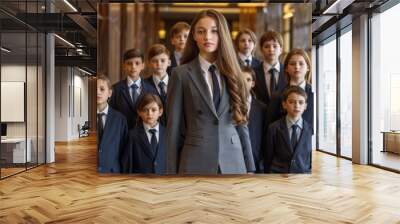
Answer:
[
  {"left": 123, "top": 94, "right": 166, "bottom": 174},
  {"left": 242, "top": 66, "right": 267, "bottom": 173},
  {"left": 266, "top": 49, "right": 314, "bottom": 132},
  {"left": 97, "top": 74, "right": 128, "bottom": 173},
  {"left": 166, "top": 9, "right": 255, "bottom": 174}
]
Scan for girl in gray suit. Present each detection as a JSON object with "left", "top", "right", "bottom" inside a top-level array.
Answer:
[{"left": 166, "top": 9, "right": 255, "bottom": 174}]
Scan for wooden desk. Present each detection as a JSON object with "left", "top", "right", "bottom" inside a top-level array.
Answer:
[
  {"left": 382, "top": 131, "right": 400, "bottom": 154},
  {"left": 1, "top": 138, "right": 32, "bottom": 163}
]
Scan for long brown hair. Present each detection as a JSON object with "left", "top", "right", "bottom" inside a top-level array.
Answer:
[
  {"left": 181, "top": 9, "right": 248, "bottom": 124},
  {"left": 283, "top": 48, "right": 312, "bottom": 84}
]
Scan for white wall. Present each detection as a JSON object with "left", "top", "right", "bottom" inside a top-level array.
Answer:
[{"left": 54, "top": 67, "right": 89, "bottom": 141}]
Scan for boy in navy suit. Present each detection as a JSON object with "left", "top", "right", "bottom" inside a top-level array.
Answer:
[
  {"left": 235, "top": 29, "right": 261, "bottom": 69},
  {"left": 123, "top": 94, "right": 166, "bottom": 174},
  {"left": 109, "top": 48, "right": 154, "bottom": 129},
  {"left": 242, "top": 66, "right": 267, "bottom": 173},
  {"left": 144, "top": 44, "right": 171, "bottom": 125},
  {"left": 167, "top": 21, "right": 190, "bottom": 75},
  {"left": 253, "top": 30, "right": 287, "bottom": 107},
  {"left": 97, "top": 74, "right": 128, "bottom": 173},
  {"left": 264, "top": 86, "right": 312, "bottom": 174}
]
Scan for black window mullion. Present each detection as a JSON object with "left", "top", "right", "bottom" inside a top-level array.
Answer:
[{"left": 336, "top": 25, "right": 341, "bottom": 157}]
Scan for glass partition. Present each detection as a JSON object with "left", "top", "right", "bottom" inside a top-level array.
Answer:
[{"left": 317, "top": 36, "right": 337, "bottom": 155}]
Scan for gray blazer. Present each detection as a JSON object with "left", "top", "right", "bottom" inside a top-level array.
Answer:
[{"left": 166, "top": 57, "right": 255, "bottom": 174}]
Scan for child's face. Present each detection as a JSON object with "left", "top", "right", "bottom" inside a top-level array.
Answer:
[
  {"left": 97, "top": 79, "right": 112, "bottom": 105},
  {"left": 138, "top": 102, "right": 163, "bottom": 127},
  {"left": 243, "top": 72, "right": 255, "bottom": 94},
  {"left": 286, "top": 54, "right": 309, "bottom": 81},
  {"left": 194, "top": 16, "right": 219, "bottom": 55},
  {"left": 282, "top": 93, "right": 307, "bottom": 119},
  {"left": 238, "top": 33, "right": 255, "bottom": 56},
  {"left": 261, "top": 40, "right": 282, "bottom": 64},
  {"left": 150, "top": 53, "right": 171, "bottom": 76},
  {"left": 124, "top": 57, "right": 144, "bottom": 80},
  {"left": 171, "top": 29, "right": 189, "bottom": 52}
]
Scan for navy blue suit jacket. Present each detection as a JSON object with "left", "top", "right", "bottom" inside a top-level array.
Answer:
[
  {"left": 167, "top": 51, "right": 178, "bottom": 76},
  {"left": 98, "top": 107, "right": 128, "bottom": 173},
  {"left": 266, "top": 84, "right": 314, "bottom": 133},
  {"left": 143, "top": 77, "right": 167, "bottom": 126},
  {"left": 124, "top": 123, "right": 166, "bottom": 174},
  {"left": 253, "top": 62, "right": 287, "bottom": 107},
  {"left": 264, "top": 117, "right": 312, "bottom": 173},
  {"left": 248, "top": 97, "right": 267, "bottom": 173},
  {"left": 109, "top": 78, "right": 154, "bottom": 129},
  {"left": 238, "top": 57, "right": 262, "bottom": 69}
]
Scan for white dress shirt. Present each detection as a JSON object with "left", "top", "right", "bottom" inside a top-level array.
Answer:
[
  {"left": 290, "top": 80, "right": 306, "bottom": 90},
  {"left": 263, "top": 62, "right": 281, "bottom": 96},
  {"left": 97, "top": 104, "right": 109, "bottom": 127},
  {"left": 152, "top": 74, "right": 169, "bottom": 95},
  {"left": 198, "top": 55, "right": 223, "bottom": 99},
  {"left": 127, "top": 77, "right": 142, "bottom": 99},
  {"left": 143, "top": 122, "right": 160, "bottom": 143},
  {"left": 174, "top": 51, "right": 182, "bottom": 66},
  {"left": 238, "top": 52, "right": 253, "bottom": 66},
  {"left": 286, "top": 116, "right": 303, "bottom": 142}
]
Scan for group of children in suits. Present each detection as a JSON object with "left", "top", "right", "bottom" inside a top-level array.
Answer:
[
  {"left": 97, "top": 14, "right": 314, "bottom": 174},
  {"left": 239, "top": 29, "right": 314, "bottom": 174}
]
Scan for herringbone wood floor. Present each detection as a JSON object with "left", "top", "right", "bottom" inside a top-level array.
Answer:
[{"left": 1, "top": 135, "right": 400, "bottom": 223}]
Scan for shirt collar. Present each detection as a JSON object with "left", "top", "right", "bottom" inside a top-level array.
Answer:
[
  {"left": 247, "top": 95, "right": 252, "bottom": 105},
  {"left": 263, "top": 61, "right": 280, "bottom": 73},
  {"left": 238, "top": 52, "right": 252, "bottom": 62},
  {"left": 97, "top": 104, "right": 109, "bottom": 115},
  {"left": 174, "top": 51, "right": 182, "bottom": 64},
  {"left": 286, "top": 115, "right": 303, "bottom": 130},
  {"left": 153, "top": 74, "right": 169, "bottom": 86},
  {"left": 199, "top": 54, "right": 217, "bottom": 74},
  {"left": 143, "top": 122, "right": 159, "bottom": 133},
  {"left": 290, "top": 80, "right": 306, "bottom": 90},
  {"left": 127, "top": 77, "right": 142, "bottom": 88}
]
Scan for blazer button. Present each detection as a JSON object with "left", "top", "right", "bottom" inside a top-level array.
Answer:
[
  {"left": 197, "top": 110, "right": 202, "bottom": 115},
  {"left": 214, "top": 120, "right": 219, "bottom": 125},
  {"left": 291, "top": 159, "right": 296, "bottom": 163},
  {"left": 154, "top": 162, "right": 157, "bottom": 166}
]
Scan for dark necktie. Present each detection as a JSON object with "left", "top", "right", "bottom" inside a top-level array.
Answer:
[
  {"left": 269, "top": 68, "right": 277, "bottom": 94},
  {"left": 149, "top": 128, "right": 158, "bottom": 154},
  {"left": 291, "top": 124, "right": 298, "bottom": 150},
  {"left": 97, "top": 112, "right": 105, "bottom": 145},
  {"left": 158, "top": 81, "right": 167, "bottom": 101},
  {"left": 245, "top": 59, "right": 250, "bottom": 67},
  {"left": 209, "top": 65, "right": 221, "bottom": 111},
  {"left": 131, "top": 83, "right": 139, "bottom": 104}
]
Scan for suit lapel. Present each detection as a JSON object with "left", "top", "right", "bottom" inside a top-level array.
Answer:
[
  {"left": 121, "top": 80, "right": 136, "bottom": 111},
  {"left": 187, "top": 57, "right": 218, "bottom": 118},
  {"left": 157, "top": 126, "right": 165, "bottom": 160},
  {"left": 293, "top": 121, "right": 310, "bottom": 155},
  {"left": 217, "top": 76, "right": 229, "bottom": 117},
  {"left": 137, "top": 124, "right": 155, "bottom": 159},
  {"left": 249, "top": 99, "right": 257, "bottom": 120},
  {"left": 277, "top": 64, "right": 287, "bottom": 91},
  {"left": 171, "top": 52, "right": 178, "bottom": 67},
  {"left": 278, "top": 118, "right": 293, "bottom": 153},
  {"left": 100, "top": 108, "right": 115, "bottom": 148},
  {"left": 251, "top": 58, "right": 259, "bottom": 68},
  {"left": 256, "top": 63, "right": 270, "bottom": 102}
]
